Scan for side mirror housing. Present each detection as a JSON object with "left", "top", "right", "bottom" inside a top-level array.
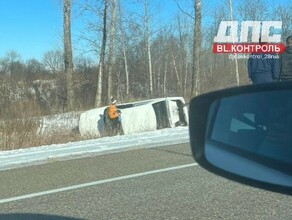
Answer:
[{"left": 189, "top": 81, "right": 292, "bottom": 194}]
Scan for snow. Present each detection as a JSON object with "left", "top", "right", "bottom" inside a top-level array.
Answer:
[{"left": 0, "top": 126, "right": 190, "bottom": 171}]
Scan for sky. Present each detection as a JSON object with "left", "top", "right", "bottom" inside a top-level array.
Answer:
[
  {"left": 0, "top": 0, "right": 289, "bottom": 62},
  {"left": 0, "top": 0, "right": 180, "bottom": 62},
  {"left": 0, "top": 0, "right": 62, "bottom": 61}
]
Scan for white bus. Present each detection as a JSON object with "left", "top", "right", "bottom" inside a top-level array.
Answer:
[{"left": 79, "top": 97, "right": 188, "bottom": 137}]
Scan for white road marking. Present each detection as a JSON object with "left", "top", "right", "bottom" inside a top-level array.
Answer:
[{"left": 0, "top": 163, "right": 198, "bottom": 204}]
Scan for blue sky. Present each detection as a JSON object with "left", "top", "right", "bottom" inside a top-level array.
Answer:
[
  {"left": 0, "top": 0, "right": 62, "bottom": 61},
  {"left": 0, "top": 0, "right": 180, "bottom": 62},
  {"left": 0, "top": 0, "right": 289, "bottom": 62}
]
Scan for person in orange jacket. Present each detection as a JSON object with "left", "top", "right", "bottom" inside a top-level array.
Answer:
[
  {"left": 105, "top": 98, "right": 122, "bottom": 135},
  {"left": 108, "top": 98, "right": 121, "bottom": 121}
]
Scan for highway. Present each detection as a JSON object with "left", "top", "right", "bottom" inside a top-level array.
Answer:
[{"left": 0, "top": 143, "right": 291, "bottom": 219}]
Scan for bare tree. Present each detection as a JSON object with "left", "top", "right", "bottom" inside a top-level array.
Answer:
[
  {"left": 95, "top": 0, "right": 108, "bottom": 107},
  {"left": 43, "top": 50, "right": 64, "bottom": 74},
  {"left": 26, "top": 59, "right": 45, "bottom": 75},
  {"left": 175, "top": 13, "right": 192, "bottom": 96},
  {"left": 74, "top": 57, "right": 94, "bottom": 74},
  {"left": 144, "top": 0, "right": 153, "bottom": 98},
  {"left": 163, "top": 54, "right": 169, "bottom": 96},
  {"left": 171, "top": 51, "right": 182, "bottom": 95},
  {"left": 63, "top": 0, "right": 74, "bottom": 111},
  {"left": 0, "top": 51, "right": 22, "bottom": 76},
  {"left": 107, "top": 0, "right": 117, "bottom": 101},
  {"left": 274, "top": 5, "right": 292, "bottom": 41},
  {"left": 237, "top": 0, "right": 270, "bottom": 21},
  {"left": 191, "top": 0, "right": 201, "bottom": 96},
  {"left": 117, "top": 0, "right": 130, "bottom": 96},
  {"left": 228, "top": 0, "right": 240, "bottom": 86}
]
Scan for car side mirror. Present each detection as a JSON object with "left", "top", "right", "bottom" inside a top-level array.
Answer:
[{"left": 189, "top": 81, "right": 292, "bottom": 194}]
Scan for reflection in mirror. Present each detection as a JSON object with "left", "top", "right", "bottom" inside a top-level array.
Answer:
[{"left": 205, "top": 90, "right": 292, "bottom": 187}]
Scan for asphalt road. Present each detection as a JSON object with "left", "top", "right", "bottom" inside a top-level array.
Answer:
[{"left": 0, "top": 143, "right": 291, "bottom": 220}]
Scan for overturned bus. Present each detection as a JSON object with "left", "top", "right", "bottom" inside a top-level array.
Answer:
[{"left": 79, "top": 97, "right": 188, "bottom": 138}]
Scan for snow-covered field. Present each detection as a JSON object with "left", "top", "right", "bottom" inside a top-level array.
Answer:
[{"left": 0, "top": 126, "right": 190, "bottom": 171}]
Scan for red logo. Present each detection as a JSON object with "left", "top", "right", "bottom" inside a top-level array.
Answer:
[{"left": 213, "top": 43, "right": 286, "bottom": 54}]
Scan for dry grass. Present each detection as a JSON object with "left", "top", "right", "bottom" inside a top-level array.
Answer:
[
  {"left": 0, "top": 118, "right": 82, "bottom": 151},
  {"left": 0, "top": 98, "right": 82, "bottom": 151},
  {"left": 0, "top": 118, "right": 40, "bottom": 150}
]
